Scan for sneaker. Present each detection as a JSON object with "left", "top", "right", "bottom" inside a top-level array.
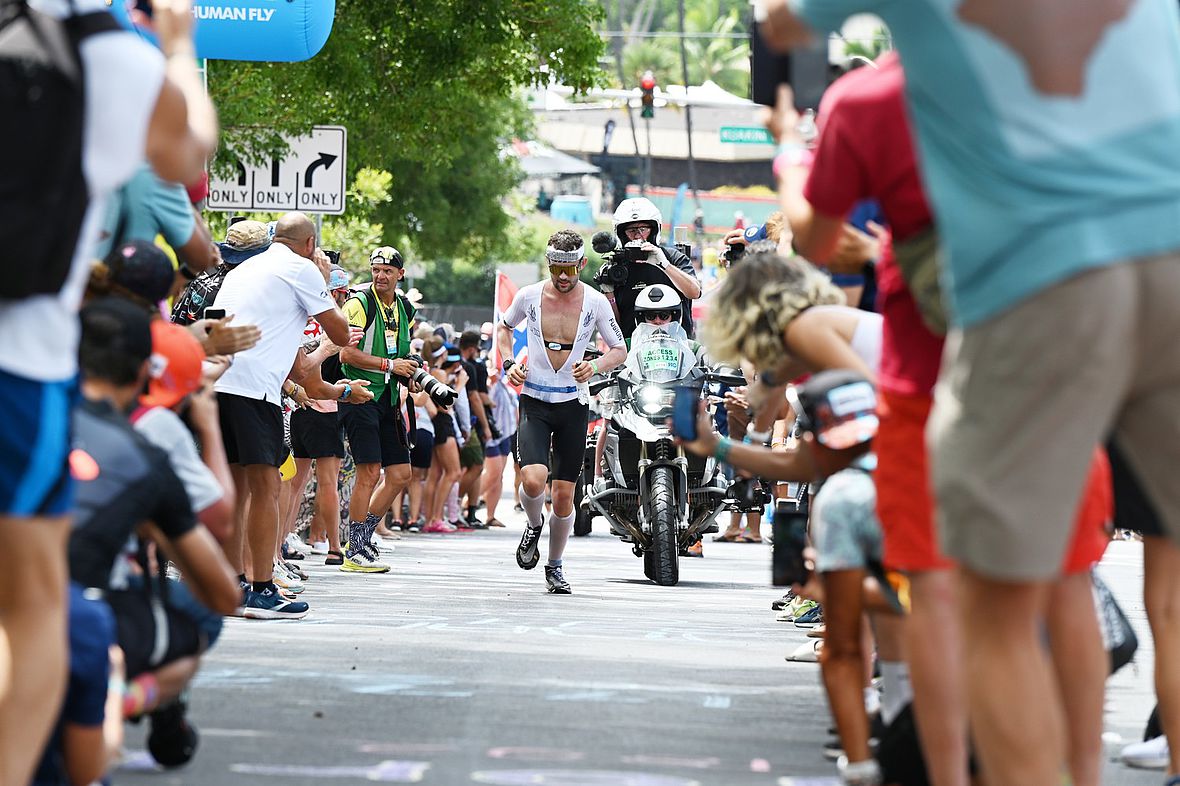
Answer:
[
  {"left": 284, "top": 533, "right": 312, "bottom": 555},
  {"left": 794, "top": 603, "right": 824, "bottom": 628},
  {"left": 146, "top": 699, "right": 198, "bottom": 767},
  {"left": 776, "top": 596, "right": 815, "bottom": 623},
  {"left": 823, "top": 736, "right": 844, "bottom": 761},
  {"left": 284, "top": 561, "right": 309, "bottom": 581},
  {"left": 423, "top": 519, "right": 458, "bottom": 533},
  {"left": 243, "top": 586, "right": 309, "bottom": 620},
  {"left": 341, "top": 549, "right": 391, "bottom": 574},
  {"left": 685, "top": 540, "right": 704, "bottom": 558},
  {"left": 1121, "top": 735, "right": 1169, "bottom": 769},
  {"left": 309, "top": 540, "right": 329, "bottom": 555},
  {"left": 369, "top": 535, "right": 394, "bottom": 555},
  {"left": 784, "top": 638, "right": 823, "bottom": 663},
  {"left": 516, "top": 525, "right": 543, "bottom": 570},
  {"left": 545, "top": 565, "right": 572, "bottom": 594},
  {"left": 452, "top": 518, "right": 474, "bottom": 531},
  {"left": 233, "top": 579, "right": 249, "bottom": 616},
  {"left": 408, "top": 517, "right": 425, "bottom": 533},
  {"left": 273, "top": 563, "right": 304, "bottom": 594},
  {"left": 771, "top": 591, "right": 796, "bottom": 611}
]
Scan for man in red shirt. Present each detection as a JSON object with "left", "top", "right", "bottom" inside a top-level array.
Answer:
[{"left": 772, "top": 55, "right": 1110, "bottom": 786}]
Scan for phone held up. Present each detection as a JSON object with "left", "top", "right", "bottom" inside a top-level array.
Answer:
[
  {"left": 202, "top": 308, "right": 226, "bottom": 321},
  {"left": 772, "top": 497, "right": 811, "bottom": 587},
  {"left": 671, "top": 385, "right": 699, "bottom": 442}
]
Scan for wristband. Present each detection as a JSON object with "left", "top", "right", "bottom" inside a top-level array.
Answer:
[
  {"left": 713, "top": 437, "right": 733, "bottom": 464},
  {"left": 772, "top": 144, "right": 814, "bottom": 179},
  {"left": 380, "top": 358, "right": 391, "bottom": 373},
  {"left": 746, "top": 427, "right": 772, "bottom": 445},
  {"left": 590, "top": 360, "right": 600, "bottom": 375},
  {"left": 338, "top": 383, "right": 352, "bottom": 401}
]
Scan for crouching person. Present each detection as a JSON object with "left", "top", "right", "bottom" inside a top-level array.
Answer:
[{"left": 68, "top": 298, "right": 239, "bottom": 769}]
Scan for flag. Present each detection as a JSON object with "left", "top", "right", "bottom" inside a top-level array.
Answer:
[{"left": 493, "top": 271, "right": 527, "bottom": 375}]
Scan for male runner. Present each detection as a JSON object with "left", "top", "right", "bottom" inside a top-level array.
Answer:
[{"left": 498, "top": 230, "right": 626, "bottom": 593}]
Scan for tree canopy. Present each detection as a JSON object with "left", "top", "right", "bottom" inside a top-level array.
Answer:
[{"left": 207, "top": 0, "right": 606, "bottom": 262}]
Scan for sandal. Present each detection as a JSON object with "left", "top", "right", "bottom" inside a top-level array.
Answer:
[
  {"left": 325, "top": 550, "right": 344, "bottom": 566},
  {"left": 713, "top": 532, "right": 743, "bottom": 542},
  {"left": 739, "top": 534, "right": 763, "bottom": 543},
  {"left": 487, "top": 518, "right": 506, "bottom": 528}
]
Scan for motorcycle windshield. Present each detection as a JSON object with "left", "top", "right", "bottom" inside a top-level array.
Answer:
[{"left": 628, "top": 324, "right": 691, "bottom": 383}]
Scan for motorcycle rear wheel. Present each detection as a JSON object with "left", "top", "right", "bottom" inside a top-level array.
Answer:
[{"left": 643, "top": 466, "right": 680, "bottom": 586}]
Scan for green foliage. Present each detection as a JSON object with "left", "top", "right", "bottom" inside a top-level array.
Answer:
[{"left": 206, "top": 0, "right": 607, "bottom": 263}]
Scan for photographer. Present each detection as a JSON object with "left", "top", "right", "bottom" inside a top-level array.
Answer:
[
  {"left": 596, "top": 197, "right": 701, "bottom": 339},
  {"left": 337, "top": 247, "right": 424, "bottom": 574}
]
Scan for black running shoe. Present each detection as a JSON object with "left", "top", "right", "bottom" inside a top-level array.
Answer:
[
  {"left": 545, "top": 565, "right": 571, "bottom": 594},
  {"left": 147, "top": 699, "right": 199, "bottom": 768},
  {"left": 516, "top": 525, "right": 542, "bottom": 570}
]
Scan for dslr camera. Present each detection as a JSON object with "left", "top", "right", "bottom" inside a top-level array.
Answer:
[{"left": 396, "top": 354, "right": 458, "bottom": 408}]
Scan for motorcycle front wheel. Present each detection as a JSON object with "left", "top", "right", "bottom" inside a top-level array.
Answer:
[{"left": 643, "top": 465, "right": 680, "bottom": 586}]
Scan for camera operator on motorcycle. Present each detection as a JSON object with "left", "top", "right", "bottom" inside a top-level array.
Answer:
[
  {"left": 596, "top": 197, "right": 701, "bottom": 339},
  {"left": 499, "top": 230, "right": 626, "bottom": 594}
]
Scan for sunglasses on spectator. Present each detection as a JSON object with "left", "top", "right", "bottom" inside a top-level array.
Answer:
[
  {"left": 549, "top": 263, "right": 579, "bottom": 277},
  {"left": 641, "top": 311, "right": 675, "bottom": 322}
]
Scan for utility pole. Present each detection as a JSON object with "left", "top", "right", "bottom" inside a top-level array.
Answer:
[
  {"left": 675, "top": 0, "right": 700, "bottom": 209},
  {"left": 640, "top": 71, "right": 656, "bottom": 191}
]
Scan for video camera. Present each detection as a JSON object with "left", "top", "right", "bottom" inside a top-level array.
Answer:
[
  {"left": 395, "top": 354, "right": 458, "bottom": 408},
  {"left": 591, "top": 231, "right": 644, "bottom": 287}
]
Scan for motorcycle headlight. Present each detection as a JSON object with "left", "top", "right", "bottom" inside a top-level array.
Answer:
[{"left": 636, "top": 384, "right": 673, "bottom": 415}]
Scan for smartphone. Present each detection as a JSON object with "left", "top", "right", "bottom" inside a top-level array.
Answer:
[
  {"left": 750, "top": 20, "right": 830, "bottom": 109},
  {"left": 772, "top": 500, "right": 811, "bottom": 586},
  {"left": 202, "top": 307, "right": 226, "bottom": 321},
  {"left": 671, "top": 386, "right": 699, "bottom": 441}
]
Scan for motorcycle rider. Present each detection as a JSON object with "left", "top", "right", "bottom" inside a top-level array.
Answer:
[
  {"left": 499, "top": 230, "right": 627, "bottom": 593},
  {"left": 599, "top": 197, "right": 701, "bottom": 338}
]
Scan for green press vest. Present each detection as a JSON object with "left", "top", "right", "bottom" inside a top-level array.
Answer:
[{"left": 341, "top": 290, "right": 411, "bottom": 403}]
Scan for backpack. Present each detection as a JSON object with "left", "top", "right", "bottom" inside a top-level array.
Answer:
[
  {"left": 171, "top": 264, "right": 232, "bottom": 325},
  {"left": 0, "top": 2, "right": 120, "bottom": 299}
]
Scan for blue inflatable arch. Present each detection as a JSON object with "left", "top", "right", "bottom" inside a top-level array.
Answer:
[{"left": 108, "top": 0, "right": 337, "bottom": 62}]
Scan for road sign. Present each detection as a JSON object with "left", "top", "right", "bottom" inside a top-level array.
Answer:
[
  {"left": 719, "top": 126, "right": 774, "bottom": 145},
  {"left": 208, "top": 125, "right": 347, "bottom": 215}
]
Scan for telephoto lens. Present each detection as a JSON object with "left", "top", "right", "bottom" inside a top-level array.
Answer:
[{"left": 411, "top": 368, "right": 457, "bottom": 408}]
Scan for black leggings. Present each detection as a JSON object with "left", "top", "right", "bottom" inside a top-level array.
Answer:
[{"left": 515, "top": 395, "right": 588, "bottom": 482}]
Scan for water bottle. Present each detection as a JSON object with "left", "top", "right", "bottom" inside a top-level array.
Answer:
[{"left": 577, "top": 381, "right": 591, "bottom": 406}]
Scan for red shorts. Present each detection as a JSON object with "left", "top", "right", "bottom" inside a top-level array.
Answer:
[
  {"left": 875, "top": 390, "right": 1110, "bottom": 575},
  {"left": 875, "top": 390, "right": 952, "bottom": 572}
]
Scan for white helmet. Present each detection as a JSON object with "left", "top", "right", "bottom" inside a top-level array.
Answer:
[
  {"left": 633, "top": 284, "right": 682, "bottom": 323},
  {"left": 613, "top": 197, "right": 663, "bottom": 245}
]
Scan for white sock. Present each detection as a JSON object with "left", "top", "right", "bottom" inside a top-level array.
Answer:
[
  {"left": 879, "top": 661, "right": 912, "bottom": 726},
  {"left": 547, "top": 509, "right": 575, "bottom": 563},
  {"left": 863, "top": 685, "right": 881, "bottom": 717},
  {"left": 520, "top": 488, "right": 546, "bottom": 530}
]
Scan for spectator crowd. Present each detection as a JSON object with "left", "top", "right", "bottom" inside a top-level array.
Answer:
[{"left": 5, "top": 1, "right": 1180, "bottom": 786}]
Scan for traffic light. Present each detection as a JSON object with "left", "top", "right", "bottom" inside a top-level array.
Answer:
[{"left": 640, "top": 71, "right": 656, "bottom": 119}]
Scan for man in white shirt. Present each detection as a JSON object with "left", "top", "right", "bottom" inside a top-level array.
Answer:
[
  {"left": 0, "top": 1, "right": 218, "bottom": 781},
  {"left": 212, "top": 212, "right": 361, "bottom": 620}
]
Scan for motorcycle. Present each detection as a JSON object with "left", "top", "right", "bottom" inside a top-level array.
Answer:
[{"left": 582, "top": 322, "right": 745, "bottom": 586}]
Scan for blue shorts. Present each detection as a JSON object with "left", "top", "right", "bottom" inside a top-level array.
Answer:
[
  {"left": 0, "top": 369, "right": 75, "bottom": 516},
  {"left": 484, "top": 435, "right": 513, "bottom": 458}
]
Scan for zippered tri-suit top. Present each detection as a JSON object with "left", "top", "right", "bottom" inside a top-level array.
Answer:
[{"left": 500, "top": 281, "right": 623, "bottom": 481}]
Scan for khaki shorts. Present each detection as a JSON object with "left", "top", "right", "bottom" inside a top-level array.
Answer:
[{"left": 928, "top": 252, "right": 1180, "bottom": 581}]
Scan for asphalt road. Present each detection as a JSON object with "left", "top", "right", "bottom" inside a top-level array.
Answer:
[{"left": 114, "top": 511, "right": 1162, "bottom": 786}]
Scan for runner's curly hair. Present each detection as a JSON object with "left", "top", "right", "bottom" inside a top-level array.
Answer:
[{"left": 700, "top": 250, "right": 844, "bottom": 370}]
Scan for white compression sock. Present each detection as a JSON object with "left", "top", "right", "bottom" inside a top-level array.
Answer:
[
  {"left": 520, "top": 488, "right": 547, "bottom": 530},
  {"left": 547, "top": 509, "right": 575, "bottom": 564},
  {"left": 879, "top": 661, "right": 912, "bottom": 726}
]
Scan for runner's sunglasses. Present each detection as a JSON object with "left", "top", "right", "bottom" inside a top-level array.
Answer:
[
  {"left": 640, "top": 310, "right": 676, "bottom": 322},
  {"left": 548, "top": 263, "right": 579, "bottom": 277}
]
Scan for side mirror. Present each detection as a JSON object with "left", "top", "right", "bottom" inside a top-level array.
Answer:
[{"left": 588, "top": 376, "right": 615, "bottom": 397}]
